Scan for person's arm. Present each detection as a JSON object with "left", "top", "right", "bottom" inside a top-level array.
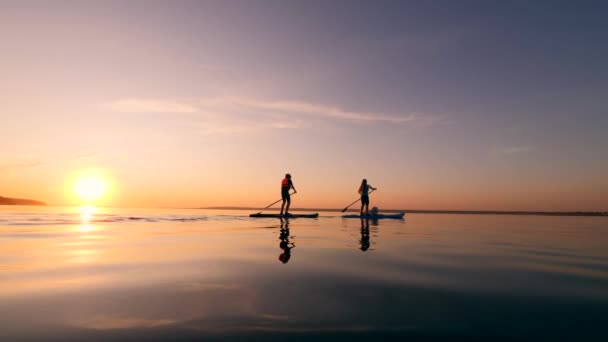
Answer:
[
  {"left": 370, "top": 184, "right": 377, "bottom": 191},
  {"left": 290, "top": 180, "right": 297, "bottom": 193}
]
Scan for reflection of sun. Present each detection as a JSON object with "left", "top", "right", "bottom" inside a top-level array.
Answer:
[
  {"left": 78, "top": 223, "right": 95, "bottom": 233},
  {"left": 74, "top": 176, "right": 108, "bottom": 203},
  {"left": 79, "top": 223, "right": 95, "bottom": 233},
  {"left": 80, "top": 205, "right": 96, "bottom": 223},
  {"left": 79, "top": 205, "right": 96, "bottom": 232}
]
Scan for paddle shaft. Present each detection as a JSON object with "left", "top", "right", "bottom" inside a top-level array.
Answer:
[
  {"left": 341, "top": 189, "right": 376, "bottom": 212},
  {"left": 257, "top": 192, "right": 296, "bottom": 214}
]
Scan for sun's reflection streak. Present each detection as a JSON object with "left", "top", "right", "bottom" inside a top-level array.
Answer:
[
  {"left": 79, "top": 205, "right": 96, "bottom": 232},
  {"left": 79, "top": 223, "right": 95, "bottom": 233},
  {"left": 80, "top": 205, "right": 96, "bottom": 222},
  {"left": 69, "top": 205, "right": 101, "bottom": 263}
]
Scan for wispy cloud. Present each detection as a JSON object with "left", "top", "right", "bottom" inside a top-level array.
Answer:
[
  {"left": 106, "top": 99, "right": 197, "bottom": 113},
  {"left": 105, "top": 96, "right": 432, "bottom": 134},
  {"left": 195, "top": 117, "right": 304, "bottom": 135},
  {"left": 220, "top": 97, "right": 414, "bottom": 123}
]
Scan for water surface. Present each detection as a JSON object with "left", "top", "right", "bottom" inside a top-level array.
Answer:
[{"left": 1, "top": 206, "right": 607, "bottom": 340}]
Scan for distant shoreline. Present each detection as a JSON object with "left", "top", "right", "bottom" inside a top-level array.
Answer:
[
  {"left": 0, "top": 196, "right": 46, "bottom": 206},
  {"left": 201, "top": 207, "right": 608, "bottom": 217}
]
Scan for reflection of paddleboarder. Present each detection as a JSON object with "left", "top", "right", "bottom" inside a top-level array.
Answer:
[
  {"left": 360, "top": 218, "right": 370, "bottom": 251},
  {"left": 279, "top": 218, "right": 295, "bottom": 264}
]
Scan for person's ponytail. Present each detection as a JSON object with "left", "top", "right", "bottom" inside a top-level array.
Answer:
[{"left": 358, "top": 179, "right": 367, "bottom": 194}]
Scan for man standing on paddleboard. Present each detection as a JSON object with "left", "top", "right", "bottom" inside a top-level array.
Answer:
[
  {"left": 280, "top": 173, "right": 297, "bottom": 216},
  {"left": 359, "top": 179, "right": 377, "bottom": 216}
]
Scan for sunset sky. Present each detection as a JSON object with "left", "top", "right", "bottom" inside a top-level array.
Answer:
[{"left": 1, "top": 1, "right": 606, "bottom": 211}]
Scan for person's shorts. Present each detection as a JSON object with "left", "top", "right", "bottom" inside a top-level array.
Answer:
[
  {"left": 282, "top": 188, "right": 291, "bottom": 201},
  {"left": 361, "top": 195, "right": 369, "bottom": 206}
]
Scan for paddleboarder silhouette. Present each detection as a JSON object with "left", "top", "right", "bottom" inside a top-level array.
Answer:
[
  {"left": 280, "top": 173, "right": 297, "bottom": 217},
  {"left": 358, "top": 179, "right": 377, "bottom": 216}
]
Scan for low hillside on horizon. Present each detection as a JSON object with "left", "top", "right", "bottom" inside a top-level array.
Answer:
[{"left": 0, "top": 196, "right": 46, "bottom": 206}]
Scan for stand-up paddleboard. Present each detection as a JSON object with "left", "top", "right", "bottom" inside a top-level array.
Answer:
[
  {"left": 250, "top": 213, "right": 319, "bottom": 218},
  {"left": 342, "top": 212, "right": 405, "bottom": 219}
]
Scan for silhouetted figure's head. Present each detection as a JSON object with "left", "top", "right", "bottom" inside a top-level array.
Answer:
[
  {"left": 279, "top": 240, "right": 292, "bottom": 263},
  {"left": 285, "top": 173, "right": 291, "bottom": 179},
  {"left": 279, "top": 252, "right": 291, "bottom": 263},
  {"left": 359, "top": 178, "right": 367, "bottom": 193},
  {"left": 371, "top": 206, "right": 379, "bottom": 215}
]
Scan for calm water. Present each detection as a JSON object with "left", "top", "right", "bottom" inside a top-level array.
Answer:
[{"left": 0, "top": 206, "right": 607, "bottom": 341}]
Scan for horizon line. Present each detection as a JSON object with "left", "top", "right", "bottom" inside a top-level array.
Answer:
[
  {"left": 199, "top": 206, "right": 608, "bottom": 217},
  {"left": 5, "top": 204, "right": 606, "bottom": 217}
]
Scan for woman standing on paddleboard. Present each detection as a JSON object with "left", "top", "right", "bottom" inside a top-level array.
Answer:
[
  {"left": 280, "top": 173, "right": 297, "bottom": 216},
  {"left": 359, "top": 179, "right": 377, "bottom": 216}
]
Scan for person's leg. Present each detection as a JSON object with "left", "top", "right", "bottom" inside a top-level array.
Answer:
[
  {"left": 285, "top": 197, "right": 291, "bottom": 215},
  {"left": 280, "top": 199, "right": 286, "bottom": 215},
  {"left": 362, "top": 196, "right": 369, "bottom": 215}
]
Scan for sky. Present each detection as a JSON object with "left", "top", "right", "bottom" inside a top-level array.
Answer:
[{"left": 1, "top": 0, "right": 607, "bottom": 211}]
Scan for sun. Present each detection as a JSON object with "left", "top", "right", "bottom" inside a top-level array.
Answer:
[{"left": 73, "top": 176, "right": 108, "bottom": 203}]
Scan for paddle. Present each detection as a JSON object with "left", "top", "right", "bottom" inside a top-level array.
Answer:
[
  {"left": 256, "top": 192, "right": 297, "bottom": 215},
  {"left": 341, "top": 189, "right": 376, "bottom": 213}
]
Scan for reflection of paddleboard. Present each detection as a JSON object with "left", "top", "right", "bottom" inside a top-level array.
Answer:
[
  {"left": 342, "top": 212, "right": 405, "bottom": 219},
  {"left": 249, "top": 213, "right": 319, "bottom": 218}
]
